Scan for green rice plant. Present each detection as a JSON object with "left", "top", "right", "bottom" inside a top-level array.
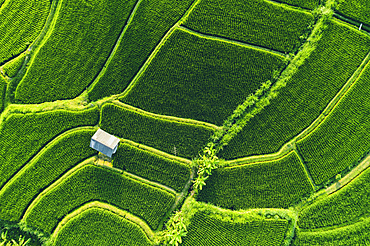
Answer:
[
  {"left": 293, "top": 217, "right": 370, "bottom": 245},
  {"left": 88, "top": 0, "right": 194, "bottom": 101},
  {"left": 24, "top": 164, "right": 176, "bottom": 233},
  {"left": 120, "top": 28, "right": 285, "bottom": 126},
  {"left": 0, "top": 76, "right": 7, "bottom": 112},
  {"left": 113, "top": 143, "right": 191, "bottom": 192},
  {"left": 183, "top": 0, "right": 314, "bottom": 53},
  {"left": 100, "top": 103, "right": 214, "bottom": 159},
  {"left": 276, "top": 0, "right": 319, "bottom": 9},
  {"left": 297, "top": 60, "right": 370, "bottom": 184},
  {"left": 0, "top": 0, "right": 50, "bottom": 65},
  {"left": 54, "top": 208, "right": 152, "bottom": 246},
  {"left": 14, "top": 0, "right": 137, "bottom": 104},
  {"left": 0, "top": 129, "right": 96, "bottom": 221},
  {"left": 298, "top": 166, "right": 370, "bottom": 229},
  {"left": 198, "top": 151, "right": 313, "bottom": 209},
  {"left": 2, "top": 54, "right": 25, "bottom": 78},
  {"left": 336, "top": 0, "right": 370, "bottom": 26},
  {"left": 0, "top": 107, "right": 99, "bottom": 190},
  {"left": 219, "top": 19, "right": 370, "bottom": 160}
]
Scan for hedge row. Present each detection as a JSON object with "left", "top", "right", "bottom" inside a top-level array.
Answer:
[
  {"left": 297, "top": 59, "right": 370, "bottom": 184},
  {"left": 100, "top": 103, "right": 214, "bottom": 159},
  {"left": 0, "top": 0, "right": 50, "bottom": 65},
  {"left": 14, "top": 0, "right": 137, "bottom": 104},
  {"left": 24, "top": 164, "right": 176, "bottom": 233},
  {"left": 219, "top": 19, "right": 370, "bottom": 160},
  {"left": 293, "top": 218, "right": 370, "bottom": 245},
  {"left": 183, "top": 0, "right": 314, "bottom": 53},
  {"left": 198, "top": 151, "right": 313, "bottom": 209},
  {"left": 113, "top": 143, "right": 191, "bottom": 192},
  {"left": 336, "top": 0, "right": 370, "bottom": 26},
  {"left": 120, "top": 28, "right": 285, "bottom": 125},
  {"left": 0, "top": 107, "right": 99, "bottom": 190},
  {"left": 182, "top": 210, "right": 288, "bottom": 246},
  {"left": 298, "top": 166, "right": 370, "bottom": 229},
  {"left": 2, "top": 53, "right": 25, "bottom": 77},
  {"left": 0, "top": 129, "right": 96, "bottom": 221},
  {"left": 88, "top": 0, "right": 194, "bottom": 101},
  {"left": 54, "top": 208, "right": 152, "bottom": 246}
]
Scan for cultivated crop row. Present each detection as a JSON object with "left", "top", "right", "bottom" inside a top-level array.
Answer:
[
  {"left": 0, "top": 107, "right": 99, "bottom": 189},
  {"left": 15, "top": 0, "right": 137, "bottom": 104},
  {"left": 0, "top": 76, "right": 6, "bottom": 112},
  {"left": 336, "top": 0, "right": 370, "bottom": 26},
  {"left": 219, "top": 19, "right": 370, "bottom": 160},
  {"left": 120, "top": 28, "right": 285, "bottom": 125},
  {"left": 198, "top": 151, "right": 313, "bottom": 209},
  {"left": 24, "top": 164, "right": 176, "bottom": 232},
  {"left": 182, "top": 0, "right": 314, "bottom": 53},
  {"left": 100, "top": 103, "right": 214, "bottom": 159},
  {"left": 276, "top": 0, "right": 319, "bottom": 9},
  {"left": 0, "top": 0, "right": 50, "bottom": 65},
  {"left": 2, "top": 53, "right": 25, "bottom": 77},
  {"left": 113, "top": 143, "right": 191, "bottom": 192}
]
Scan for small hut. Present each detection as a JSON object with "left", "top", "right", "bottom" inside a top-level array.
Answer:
[{"left": 90, "top": 128, "right": 120, "bottom": 158}]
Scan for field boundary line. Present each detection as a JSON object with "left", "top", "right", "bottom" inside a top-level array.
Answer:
[
  {"left": 295, "top": 149, "right": 316, "bottom": 189},
  {"left": 263, "top": 0, "right": 313, "bottom": 12},
  {"left": 51, "top": 201, "right": 154, "bottom": 242},
  {"left": 177, "top": 26, "right": 287, "bottom": 58},
  {"left": 85, "top": 0, "right": 143, "bottom": 94},
  {"left": 333, "top": 13, "right": 370, "bottom": 34}
]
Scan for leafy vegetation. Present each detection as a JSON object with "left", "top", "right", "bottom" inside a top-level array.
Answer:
[
  {"left": 297, "top": 60, "right": 370, "bottom": 184},
  {"left": 219, "top": 19, "right": 370, "bottom": 160},
  {"left": 0, "top": 231, "right": 30, "bottom": 246},
  {"left": 0, "top": 76, "right": 7, "bottom": 112},
  {"left": 183, "top": 0, "right": 314, "bottom": 52},
  {"left": 275, "top": 0, "right": 319, "bottom": 9},
  {"left": 54, "top": 208, "right": 152, "bottom": 246},
  {"left": 336, "top": 0, "right": 370, "bottom": 26},
  {"left": 2, "top": 54, "right": 25, "bottom": 78},
  {"left": 0, "top": 107, "right": 99, "bottom": 190},
  {"left": 198, "top": 151, "right": 313, "bottom": 209},
  {"left": 15, "top": 0, "right": 137, "bottom": 103},
  {"left": 120, "top": 28, "right": 285, "bottom": 125},
  {"left": 113, "top": 143, "right": 191, "bottom": 192},
  {"left": 100, "top": 103, "right": 214, "bottom": 159},
  {"left": 88, "top": 0, "right": 194, "bottom": 101},
  {"left": 0, "top": 129, "right": 96, "bottom": 221},
  {"left": 24, "top": 164, "right": 175, "bottom": 232},
  {"left": 0, "top": 0, "right": 50, "bottom": 65}
]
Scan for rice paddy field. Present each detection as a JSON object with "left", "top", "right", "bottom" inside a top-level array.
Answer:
[{"left": 0, "top": 0, "right": 369, "bottom": 245}]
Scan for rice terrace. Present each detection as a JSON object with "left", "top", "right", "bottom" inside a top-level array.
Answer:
[{"left": 0, "top": 0, "right": 369, "bottom": 245}]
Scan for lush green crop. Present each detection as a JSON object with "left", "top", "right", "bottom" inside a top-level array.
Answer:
[
  {"left": 113, "top": 143, "right": 191, "bottom": 192},
  {"left": 198, "top": 151, "right": 313, "bottom": 209},
  {"left": 276, "top": 0, "right": 319, "bottom": 9},
  {"left": 2, "top": 53, "right": 25, "bottom": 78},
  {"left": 297, "top": 61, "right": 370, "bottom": 184},
  {"left": 293, "top": 217, "right": 370, "bottom": 246},
  {"left": 120, "top": 28, "right": 285, "bottom": 125},
  {"left": 182, "top": 210, "right": 288, "bottom": 246},
  {"left": 219, "top": 19, "right": 370, "bottom": 160},
  {"left": 298, "top": 167, "right": 370, "bottom": 229},
  {"left": 0, "top": 76, "right": 6, "bottom": 112},
  {"left": 183, "top": 0, "right": 313, "bottom": 53},
  {"left": 0, "top": 0, "right": 50, "bottom": 65},
  {"left": 100, "top": 103, "right": 214, "bottom": 159},
  {"left": 54, "top": 208, "right": 152, "bottom": 246},
  {"left": 0, "top": 129, "right": 96, "bottom": 221},
  {"left": 336, "top": 0, "right": 370, "bottom": 26},
  {"left": 24, "top": 164, "right": 176, "bottom": 233},
  {"left": 0, "top": 107, "right": 99, "bottom": 190},
  {"left": 88, "top": 0, "right": 194, "bottom": 101},
  {"left": 14, "top": 0, "right": 137, "bottom": 104}
]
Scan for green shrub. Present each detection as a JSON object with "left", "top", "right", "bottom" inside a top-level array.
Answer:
[
  {"left": 336, "top": 0, "right": 370, "bottom": 26},
  {"left": 0, "top": 107, "right": 99, "bottom": 190},
  {"left": 297, "top": 60, "right": 370, "bottom": 184},
  {"left": 88, "top": 0, "right": 194, "bottom": 101},
  {"left": 120, "top": 28, "right": 285, "bottom": 125},
  {"left": 219, "top": 19, "right": 370, "bottom": 160},
  {"left": 54, "top": 208, "right": 152, "bottom": 246},
  {"left": 183, "top": 0, "right": 314, "bottom": 52},
  {"left": 113, "top": 143, "right": 191, "bottom": 192},
  {"left": 0, "top": 129, "right": 96, "bottom": 221},
  {"left": 198, "top": 151, "right": 313, "bottom": 209},
  {"left": 100, "top": 103, "right": 214, "bottom": 159},
  {"left": 0, "top": 0, "right": 50, "bottom": 65},
  {"left": 3, "top": 53, "right": 25, "bottom": 77},
  {"left": 14, "top": 0, "right": 137, "bottom": 103},
  {"left": 24, "top": 165, "right": 176, "bottom": 232}
]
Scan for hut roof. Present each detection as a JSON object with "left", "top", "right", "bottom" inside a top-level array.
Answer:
[{"left": 91, "top": 128, "right": 120, "bottom": 149}]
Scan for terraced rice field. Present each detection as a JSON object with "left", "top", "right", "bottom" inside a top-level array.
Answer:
[{"left": 0, "top": 0, "right": 370, "bottom": 245}]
